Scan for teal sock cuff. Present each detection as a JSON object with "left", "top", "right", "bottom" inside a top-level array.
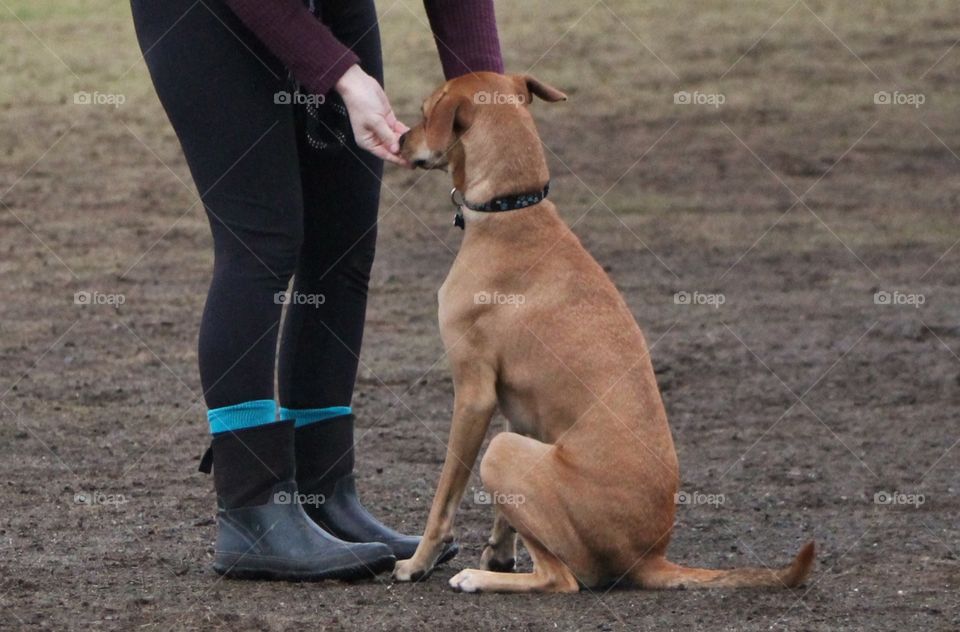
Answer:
[
  {"left": 207, "top": 399, "right": 279, "bottom": 434},
  {"left": 280, "top": 406, "right": 352, "bottom": 428}
]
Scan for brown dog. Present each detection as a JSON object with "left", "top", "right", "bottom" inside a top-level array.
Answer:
[{"left": 393, "top": 72, "right": 814, "bottom": 593}]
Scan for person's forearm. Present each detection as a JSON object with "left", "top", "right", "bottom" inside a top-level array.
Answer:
[
  {"left": 423, "top": 0, "right": 504, "bottom": 78},
  {"left": 224, "top": 0, "right": 358, "bottom": 94}
]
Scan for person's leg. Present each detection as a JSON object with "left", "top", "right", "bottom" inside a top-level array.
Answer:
[
  {"left": 276, "top": 0, "right": 456, "bottom": 563},
  {"left": 278, "top": 0, "right": 382, "bottom": 410},
  {"left": 130, "top": 0, "right": 393, "bottom": 579}
]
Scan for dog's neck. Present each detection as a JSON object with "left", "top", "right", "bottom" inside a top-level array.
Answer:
[{"left": 452, "top": 117, "right": 550, "bottom": 212}]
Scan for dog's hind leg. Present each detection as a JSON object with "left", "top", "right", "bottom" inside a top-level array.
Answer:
[
  {"left": 481, "top": 505, "right": 517, "bottom": 572},
  {"left": 449, "top": 432, "right": 584, "bottom": 593},
  {"left": 450, "top": 533, "right": 578, "bottom": 593},
  {"left": 481, "top": 422, "right": 518, "bottom": 572}
]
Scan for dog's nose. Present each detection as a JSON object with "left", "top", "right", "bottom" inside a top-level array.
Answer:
[
  {"left": 412, "top": 159, "right": 427, "bottom": 169},
  {"left": 398, "top": 131, "right": 408, "bottom": 150}
]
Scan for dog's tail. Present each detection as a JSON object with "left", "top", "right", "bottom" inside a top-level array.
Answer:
[{"left": 634, "top": 541, "right": 815, "bottom": 589}]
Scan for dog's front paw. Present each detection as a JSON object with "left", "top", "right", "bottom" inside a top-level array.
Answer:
[
  {"left": 393, "top": 558, "right": 432, "bottom": 583},
  {"left": 449, "top": 569, "right": 484, "bottom": 593}
]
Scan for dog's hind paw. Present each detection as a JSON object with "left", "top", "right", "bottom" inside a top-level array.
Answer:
[
  {"left": 482, "top": 555, "right": 516, "bottom": 572},
  {"left": 449, "top": 569, "right": 483, "bottom": 593},
  {"left": 481, "top": 543, "right": 516, "bottom": 572}
]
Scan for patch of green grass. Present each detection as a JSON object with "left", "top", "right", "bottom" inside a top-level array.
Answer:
[
  {"left": 2, "top": 0, "right": 959, "bottom": 249},
  {"left": 0, "top": 0, "right": 127, "bottom": 22}
]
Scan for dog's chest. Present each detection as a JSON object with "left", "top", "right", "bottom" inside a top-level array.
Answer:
[{"left": 495, "top": 383, "right": 541, "bottom": 438}]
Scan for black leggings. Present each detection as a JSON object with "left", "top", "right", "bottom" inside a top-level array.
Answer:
[{"left": 131, "top": 0, "right": 382, "bottom": 411}]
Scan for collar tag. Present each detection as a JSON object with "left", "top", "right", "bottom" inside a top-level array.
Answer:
[
  {"left": 451, "top": 187, "right": 466, "bottom": 230},
  {"left": 450, "top": 187, "right": 466, "bottom": 208}
]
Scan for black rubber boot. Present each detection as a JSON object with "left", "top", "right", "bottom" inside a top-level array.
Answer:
[
  {"left": 294, "top": 414, "right": 458, "bottom": 563},
  {"left": 203, "top": 421, "right": 396, "bottom": 580}
]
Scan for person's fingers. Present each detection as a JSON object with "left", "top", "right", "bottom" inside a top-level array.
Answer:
[
  {"left": 381, "top": 95, "right": 409, "bottom": 135},
  {"left": 384, "top": 108, "right": 399, "bottom": 129},
  {"left": 380, "top": 105, "right": 404, "bottom": 153},
  {"left": 368, "top": 144, "right": 409, "bottom": 166},
  {"left": 392, "top": 118, "right": 410, "bottom": 136},
  {"left": 370, "top": 117, "right": 401, "bottom": 154}
]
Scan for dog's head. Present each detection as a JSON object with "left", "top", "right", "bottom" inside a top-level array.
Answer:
[{"left": 399, "top": 72, "right": 566, "bottom": 177}]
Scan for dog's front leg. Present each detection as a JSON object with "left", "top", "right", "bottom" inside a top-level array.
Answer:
[{"left": 394, "top": 363, "right": 497, "bottom": 582}]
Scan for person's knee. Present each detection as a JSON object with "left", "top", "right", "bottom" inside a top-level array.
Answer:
[
  {"left": 207, "top": 203, "right": 304, "bottom": 283},
  {"left": 298, "top": 224, "right": 376, "bottom": 289}
]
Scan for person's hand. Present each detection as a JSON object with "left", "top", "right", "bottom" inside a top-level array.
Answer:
[{"left": 335, "top": 64, "right": 410, "bottom": 167}]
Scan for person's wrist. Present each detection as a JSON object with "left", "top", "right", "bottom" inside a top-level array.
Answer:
[{"left": 335, "top": 64, "right": 364, "bottom": 98}]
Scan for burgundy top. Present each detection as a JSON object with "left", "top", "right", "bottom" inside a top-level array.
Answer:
[{"left": 224, "top": 0, "right": 504, "bottom": 95}]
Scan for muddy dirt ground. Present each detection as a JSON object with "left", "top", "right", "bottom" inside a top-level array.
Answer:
[{"left": 1, "top": 1, "right": 959, "bottom": 630}]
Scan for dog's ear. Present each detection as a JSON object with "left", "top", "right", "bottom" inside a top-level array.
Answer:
[
  {"left": 425, "top": 92, "right": 474, "bottom": 150},
  {"left": 514, "top": 74, "right": 568, "bottom": 103}
]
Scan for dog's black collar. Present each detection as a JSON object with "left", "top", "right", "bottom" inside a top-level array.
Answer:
[{"left": 450, "top": 181, "right": 550, "bottom": 229}]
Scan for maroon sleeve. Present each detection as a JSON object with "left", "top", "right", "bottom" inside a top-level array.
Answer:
[
  {"left": 224, "top": 0, "right": 359, "bottom": 95},
  {"left": 423, "top": 0, "right": 505, "bottom": 79}
]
